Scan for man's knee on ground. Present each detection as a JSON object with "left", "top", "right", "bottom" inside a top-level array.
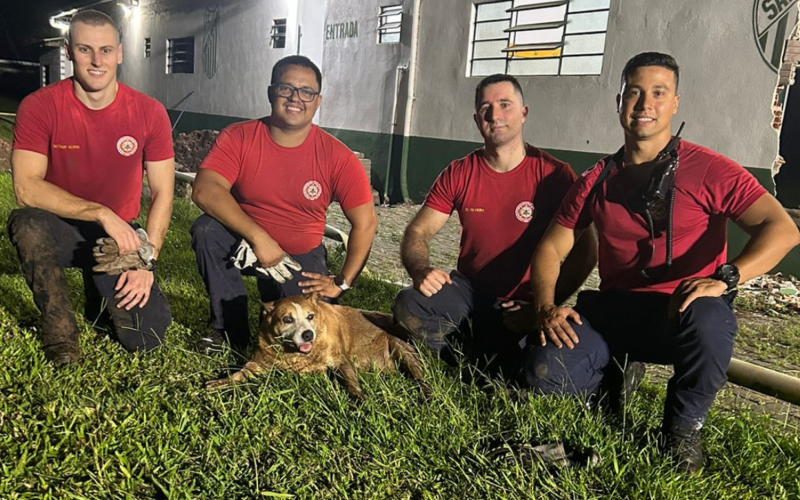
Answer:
[
  {"left": 392, "top": 288, "right": 448, "bottom": 350},
  {"left": 107, "top": 303, "right": 170, "bottom": 352},
  {"left": 521, "top": 321, "right": 609, "bottom": 395}
]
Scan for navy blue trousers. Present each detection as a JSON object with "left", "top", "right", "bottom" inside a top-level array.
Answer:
[
  {"left": 7, "top": 208, "right": 171, "bottom": 352},
  {"left": 190, "top": 214, "right": 329, "bottom": 347},
  {"left": 570, "top": 290, "right": 737, "bottom": 428},
  {"left": 392, "top": 270, "right": 609, "bottom": 393}
]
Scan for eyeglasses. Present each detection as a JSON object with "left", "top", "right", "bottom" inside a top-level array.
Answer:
[{"left": 270, "top": 84, "right": 320, "bottom": 102}]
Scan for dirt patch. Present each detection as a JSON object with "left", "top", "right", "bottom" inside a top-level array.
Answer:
[
  {"left": 173, "top": 130, "right": 219, "bottom": 173},
  {"left": 0, "top": 138, "right": 11, "bottom": 172}
]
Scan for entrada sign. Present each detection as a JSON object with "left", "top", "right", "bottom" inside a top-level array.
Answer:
[{"left": 326, "top": 21, "right": 358, "bottom": 40}]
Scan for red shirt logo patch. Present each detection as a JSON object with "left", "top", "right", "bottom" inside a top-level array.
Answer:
[
  {"left": 303, "top": 180, "right": 323, "bottom": 201},
  {"left": 515, "top": 201, "right": 534, "bottom": 223},
  {"left": 116, "top": 136, "right": 138, "bottom": 157}
]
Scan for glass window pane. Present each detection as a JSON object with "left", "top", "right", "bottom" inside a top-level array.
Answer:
[
  {"left": 472, "top": 59, "right": 507, "bottom": 76},
  {"left": 568, "top": 0, "right": 611, "bottom": 13},
  {"left": 473, "top": 39, "right": 510, "bottom": 59},
  {"left": 475, "top": 19, "right": 511, "bottom": 40},
  {"left": 512, "top": 26, "right": 564, "bottom": 45},
  {"left": 381, "top": 32, "right": 400, "bottom": 44},
  {"left": 565, "top": 11, "right": 609, "bottom": 34},
  {"left": 476, "top": 1, "right": 512, "bottom": 22},
  {"left": 383, "top": 13, "right": 402, "bottom": 24},
  {"left": 562, "top": 33, "right": 606, "bottom": 55},
  {"left": 508, "top": 58, "right": 559, "bottom": 75},
  {"left": 515, "top": 5, "right": 567, "bottom": 25},
  {"left": 559, "top": 55, "right": 604, "bottom": 74}
]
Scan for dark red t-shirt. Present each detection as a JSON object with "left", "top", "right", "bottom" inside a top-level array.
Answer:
[
  {"left": 555, "top": 140, "right": 767, "bottom": 294},
  {"left": 425, "top": 145, "right": 577, "bottom": 301},
  {"left": 13, "top": 79, "right": 174, "bottom": 222},
  {"left": 199, "top": 119, "right": 372, "bottom": 255}
]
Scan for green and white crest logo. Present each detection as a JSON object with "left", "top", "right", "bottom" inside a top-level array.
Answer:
[{"left": 753, "top": 0, "right": 799, "bottom": 72}]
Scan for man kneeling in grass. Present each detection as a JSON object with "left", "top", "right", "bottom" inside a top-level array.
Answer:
[
  {"left": 393, "top": 74, "right": 602, "bottom": 389},
  {"left": 8, "top": 10, "right": 174, "bottom": 365},
  {"left": 531, "top": 52, "right": 800, "bottom": 473}
]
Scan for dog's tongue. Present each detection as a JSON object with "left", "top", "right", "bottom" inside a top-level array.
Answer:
[{"left": 299, "top": 342, "right": 313, "bottom": 353}]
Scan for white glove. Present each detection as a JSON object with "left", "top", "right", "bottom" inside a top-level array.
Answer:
[{"left": 230, "top": 240, "right": 302, "bottom": 283}]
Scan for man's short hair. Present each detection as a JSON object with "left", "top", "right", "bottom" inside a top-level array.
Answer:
[
  {"left": 474, "top": 74, "right": 524, "bottom": 110},
  {"left": 271, "top": 55, "right": 323, "bottom": 91},
  {"left": 620, "top": 52, "right": 680, "bottom": 90},
  {"left": 68, "top": 9, "right": 119, "bottom": 46}
]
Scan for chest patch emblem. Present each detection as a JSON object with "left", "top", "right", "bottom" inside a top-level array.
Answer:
[
  {"left": 116, "top": 136, "right": 138, "bottom": 157},
  {"left": 303, "top": 180, "right": 323, "bottom": 201},
  {"left": 515, "top": 201, "right": 535, "bottom": 223}
]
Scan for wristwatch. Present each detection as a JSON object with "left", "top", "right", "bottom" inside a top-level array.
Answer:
[
  {"left": 711, "top": 263, "right": 740, "bottom": 294},
  {"left": 334, "top": 275, "right": 351, "bottom": 293}
]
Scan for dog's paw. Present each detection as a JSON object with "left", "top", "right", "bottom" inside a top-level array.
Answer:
[
  {"left": 204, "top": 378, "right": 230, "bottom": 390},
  {"left": 418, "top": 380, "right": 434, "bottom": 399}
]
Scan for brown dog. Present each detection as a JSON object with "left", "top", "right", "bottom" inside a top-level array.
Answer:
[{"left": 205, "top": 293, "right": 427, "bottom": 399}]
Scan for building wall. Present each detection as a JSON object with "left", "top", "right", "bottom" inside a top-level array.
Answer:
[
  {"left": 408, "top": 0, "right": 784, "bottom": 182},
  {"left": 119, "top": 0, "right": 319, "bottom": 120},
  {"left": 110, "top": 1, "right": 793, "bottom": 192}
]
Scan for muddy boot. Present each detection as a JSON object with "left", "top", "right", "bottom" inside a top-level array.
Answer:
[
  {"left": 8, "top": 209, "right": 81, "bottom": 366},
  {"left": 42, "top": 316, "right": 81, "bottom": 367}
]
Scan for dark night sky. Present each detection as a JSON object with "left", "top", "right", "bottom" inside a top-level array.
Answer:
[{"left": 0, "top": 0, "right": 76, "bottom": 61}]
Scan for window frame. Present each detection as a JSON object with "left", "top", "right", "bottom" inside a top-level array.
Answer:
[
  {"left": 378, "top": 4, "right": 403, "bottom": 45},
  {"left": 271, "top": 19, "right": 287, "bottom": 49},
  {"left": 166, "top": 36, "right": 195, "bottom": 74},
  {"left": 468, "top": 0, "right": 611, "bottom": 78}
]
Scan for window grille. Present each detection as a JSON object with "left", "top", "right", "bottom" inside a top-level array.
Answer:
[
  {"left": 468, "top": 0, "right": 611, "bottom": 77},
  {"left": 378, "top": 5, "right": 402, "bottom": 44}
]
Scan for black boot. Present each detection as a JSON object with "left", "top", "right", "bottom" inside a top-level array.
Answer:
[
  {"left": 662, "top": 423, "right": 704, "bottom": 474},
  {"left": 600, "top": 358, "right": 646, "bottom": 414}
]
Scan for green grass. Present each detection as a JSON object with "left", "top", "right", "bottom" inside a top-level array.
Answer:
[
  {"left": 1, "top": 172, "right": 799, "bottom": 499},
  {"left": 0, "top": 94, "right": 19, "bottom": 143}
]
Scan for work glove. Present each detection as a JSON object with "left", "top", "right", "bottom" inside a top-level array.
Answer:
[
  {"left": 231, "top": 240, "right": 302, "bottom": 283},
  {"left": 92, "top": 228, "right": 157, "bottom": 275}
]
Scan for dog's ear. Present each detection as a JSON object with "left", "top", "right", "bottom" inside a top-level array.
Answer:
[
  {"left": 306, "top": 292, "right": 321, "bottom": 305},
  {"left": 260, "top": 300, "right": 276, "bottom": 315}
]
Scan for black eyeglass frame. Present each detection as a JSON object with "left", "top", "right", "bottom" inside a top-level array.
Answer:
[{"left": 269, "top": 84, "right": 321, "bottom": 102}]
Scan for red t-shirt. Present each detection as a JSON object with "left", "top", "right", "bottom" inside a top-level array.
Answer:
[
  {"left": 199, "top": 119, "right": 372, "bottom": 255},
  {"left": 13, "top": 79, "right": 174, "bottom": 222},
  {"left": 425, "top": 145, "right": 577, "bottom": 301},
  {"left": 555, "top": 140, "right": 767, "bottom": 294}
]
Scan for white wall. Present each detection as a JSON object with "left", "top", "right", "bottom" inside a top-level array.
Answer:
[
  {"left": 318, "top": 0, "right": 414, "bottom": 135},
  {"left": 120, "top": 0, "right": 309, "bottom": 119}
]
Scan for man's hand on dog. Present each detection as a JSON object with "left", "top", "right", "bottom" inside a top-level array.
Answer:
[
  {"left": 411, "top": 267, "right": 452, "bottom": 297},
  {"left": 535, "top": 304, "right": 582, "bottom": 349},
  {"left": 668, "top": 277, "right": 728, "bottom": 318},
  {"left": 299, "top": 272, "right": 344, "bottom": 298}
]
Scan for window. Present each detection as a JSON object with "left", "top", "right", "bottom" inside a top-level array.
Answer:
[
  {"left": 468, "top": 0, "right": 611, "bottom": 77},
  {"left": 271, "top": 19, "right": 287, "bottom": 49},
  {"left": 41, "top": 64, "right": 50, "bottom": 87},
  {"left": 144, "top": 37, "right": 151, "bottom": 58},
  {"left": 378, "top": 5, "right": 402, "bottom": 44},
  {"left": 167, "top": 37, "right": 194, "bottom": 74}
]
